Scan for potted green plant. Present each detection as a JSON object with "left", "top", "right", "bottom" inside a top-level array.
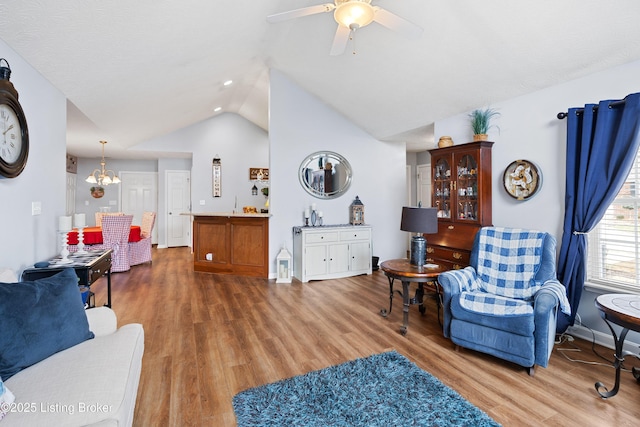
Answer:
[{"left": 469, "top": 107, "right": 500, "bottom": 141}]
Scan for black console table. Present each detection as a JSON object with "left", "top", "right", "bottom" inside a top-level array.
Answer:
[{"left": 22, "top": 249, "right": 113, "bottom": 308}]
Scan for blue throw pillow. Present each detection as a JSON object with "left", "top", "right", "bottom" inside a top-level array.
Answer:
[{"left": 0, "top": 268, "right": 95, "bottom": 380}]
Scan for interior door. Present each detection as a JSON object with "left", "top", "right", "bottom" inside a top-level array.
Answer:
[
  {"left": 120, "top": 171, "right": 158, "bottom": 243},
  {"left": 417, "top": 164, "right": 431, "bottom": 208},
  {"left": 166, "top": 170, "right": 191, "bottom": 247}
]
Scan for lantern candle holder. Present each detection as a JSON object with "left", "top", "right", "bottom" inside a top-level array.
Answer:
[
  {"left": 349, "top": 196, "right": 365, "bottom": 225},
  {"left": 276, "top": 246, "right": 292, "bottom": 283}
]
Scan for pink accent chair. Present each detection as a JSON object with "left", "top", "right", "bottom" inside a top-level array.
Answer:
[
  {"left": 95, "top": 212, "right": 124, "bottom": 227},
  {"left": 129, "top": 212, "right": 156, "bottom": 266},
  {"left": 97, "top": 215, "right": 134, "bottom": 273}
]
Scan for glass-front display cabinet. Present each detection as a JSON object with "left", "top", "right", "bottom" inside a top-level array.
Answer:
[
  {"left": 430, "top": 141, "right": 493, "bottom": 226},
  {"left": 427, "top": 140, "right": 493, "bottom": 269}
]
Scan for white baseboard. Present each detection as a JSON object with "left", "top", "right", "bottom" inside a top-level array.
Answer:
[{"left": 566, "top": 324, "right": 640, "bottom": 356}]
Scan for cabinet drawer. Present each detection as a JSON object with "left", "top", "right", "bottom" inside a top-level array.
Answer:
[
  {"left": 340, "top": 229, "right": 371, "bottom": 241},
  {"left": 427, "top": 257, "right": 467, "bottom": 271},
  {"left": 305, "top": 232, "right": 339, "bottom": 244},
  {"left": 427, "top": 245, "right": 470, "bottom": 269}
]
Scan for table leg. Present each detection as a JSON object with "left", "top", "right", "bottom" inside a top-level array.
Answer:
[
  {"left": 380, "top": 276, "right": 395, "bottom": 317},
  {"left": 401, "top": 280, "right": 411, "bottom": 335},
  {"left": 595, "top": 320, "right": 629, "bottom": 398},
  {"left": 105, "top": 267, "right": 112, "bottom": 308},
  {"left": 434, "top": 280, "right": 443, "bottom": 328},
  {"left": 413, "top": 283, "right": 426, "bottom": 314}
]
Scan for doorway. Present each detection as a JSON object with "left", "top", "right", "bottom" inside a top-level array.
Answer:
[
  {"left": 166, "top": 170, "right": 191, "bottom": 247},
  {"left": 120, "top": 171, "right": 158, "bottom": 243},
  {"left": 416, "top": 163, "right": 431, "bottom": 208}
]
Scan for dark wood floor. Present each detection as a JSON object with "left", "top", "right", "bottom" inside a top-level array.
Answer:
[{"left": 93, "top": 247, "right": 640, "bottom": 426}]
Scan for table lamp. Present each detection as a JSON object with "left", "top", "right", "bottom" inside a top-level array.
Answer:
[{"left": 400, "top": 206, "right": 438, "bottom": 267}]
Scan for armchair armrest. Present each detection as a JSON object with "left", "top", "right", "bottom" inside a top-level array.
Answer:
[
  {"left": 532, "top": 279, "right": 567, "bottom": 368},
  {"left": 438, "top": 266, "right": 477, "bottom": 295},
  {"left": 438, "top": 267, "right": 477, "bottom": 338}
]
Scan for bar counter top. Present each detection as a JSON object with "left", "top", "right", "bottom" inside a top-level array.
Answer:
[{"left": 184, "top": 212, "right": 271, "bottom": 218}]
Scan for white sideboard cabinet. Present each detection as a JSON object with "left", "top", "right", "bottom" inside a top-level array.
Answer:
[{"left": 293, "top": 225, "right": 372, "bottom": 283}]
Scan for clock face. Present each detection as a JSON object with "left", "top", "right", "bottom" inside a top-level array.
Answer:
[
  {"left": 0, "top": 104, "right": 22, "bottom": 164},
  {"left": 503, "top": 159, "right": 542, "bottom": 200}
]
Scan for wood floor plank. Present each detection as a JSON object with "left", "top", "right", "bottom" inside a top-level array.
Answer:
[{"left": 93, "top": 247, "right": 640, "bottom": 426}]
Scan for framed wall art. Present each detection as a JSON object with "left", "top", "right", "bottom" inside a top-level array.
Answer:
[
  {"left": 212, "top": 156, "right": 221, "bottom": 197},
  {"left": 249, "top": 168, "right": 269, "bottom": 181}
]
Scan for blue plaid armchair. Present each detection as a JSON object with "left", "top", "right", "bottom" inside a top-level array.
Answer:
[{"left": 438, "top": 227, "right": 571, "bottom": 375}]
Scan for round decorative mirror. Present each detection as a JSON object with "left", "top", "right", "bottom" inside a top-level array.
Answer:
[{"left": 299, "top": 151, "right": 352, "bottom": 199}]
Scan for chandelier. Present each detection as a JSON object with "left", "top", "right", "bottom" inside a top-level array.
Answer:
[{"left": 85, "top": 140, "right": 121, "bottom": 186}]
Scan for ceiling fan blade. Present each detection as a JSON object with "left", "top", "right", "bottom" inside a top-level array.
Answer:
[
  {"left": 267, "top": 3, "right": 335, "bottom": 23},
  {"left": 372, "top": 7, "right": 423, "bottom": 39},
  {"left": 330, "top": 25, "right": 351, "bottom": 56}
]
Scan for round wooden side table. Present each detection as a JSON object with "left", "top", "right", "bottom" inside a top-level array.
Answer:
[
  {"left": 379, "top": 259, "right": 445, "bottom": 335},
  {"left": 594, "top": 293, "right": 640, "bottom": 398}
]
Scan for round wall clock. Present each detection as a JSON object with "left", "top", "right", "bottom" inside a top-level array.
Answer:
[
  {"left": 503, "top": 159, "right": 542, "bottom": 200},
  {"left": 0, "top": 59, "right": 29, "bottom": 179}
]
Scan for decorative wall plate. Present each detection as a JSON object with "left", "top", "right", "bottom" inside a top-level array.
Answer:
[{"left": 503, "top": 159, "right": 542, "bottom": 200}]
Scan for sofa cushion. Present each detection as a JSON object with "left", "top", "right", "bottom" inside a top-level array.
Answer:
[
  {"left": 0, "top": 375, "right": 15, "bottom": 420},
  {"left": 0, "top": 268, "right": 94, "bottom": 380},
  {"left": 451, "top": 295, "right": 535, "bottom": 336},
  {"left": 0, "top": 268, "right": 17, "bottom": 283},
  {"left": 4, "top": 323, "right": 144, "bottom": 426}
]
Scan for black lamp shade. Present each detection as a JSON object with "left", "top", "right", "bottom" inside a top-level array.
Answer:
[
  {"left": 401, "top": 207, "right": 438, "bottom": 266},
  {"left": 400, "top": 207, "right": 438, "bottom": 234}
]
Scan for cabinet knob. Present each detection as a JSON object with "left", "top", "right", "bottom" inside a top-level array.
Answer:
[
  {"left": 453, "top": 252, "right": 463, "bottom": 260},
  {"left": 448, "top": 225, "right": 454, "bottom": 230},
  {"left": 427, "top": 247, "right": 434, "bottom": 254}
]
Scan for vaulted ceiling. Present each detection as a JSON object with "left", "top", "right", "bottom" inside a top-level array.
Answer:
[{"left": 1, "top": 1, "right": 640, "bottom": 158}]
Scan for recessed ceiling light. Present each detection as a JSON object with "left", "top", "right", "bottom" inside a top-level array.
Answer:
[
  {"left": 214, "top": 107, "right": 222, "bottom": 112},
  {"left": 223, "top": 80, "right": 233, "bottom": 86}
]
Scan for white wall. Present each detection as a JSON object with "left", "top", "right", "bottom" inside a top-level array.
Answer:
[
  {"left": 0, "top": 38, "right": 67, "bottom": 274},
  {"left": 433, "top": 58, "right": 640, "bottom": 348},
  {"left": 269, "top": 69, "right": 407, "bottom": 273},
  {"left": 137, "top": 113, "right": 269, "bottom": 214}
]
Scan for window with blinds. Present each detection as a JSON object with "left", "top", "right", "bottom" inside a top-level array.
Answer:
[{"left": 587, "top": 149, "right": 640, "bottom": 292}]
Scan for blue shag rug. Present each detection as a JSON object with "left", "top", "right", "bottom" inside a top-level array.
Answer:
[{"left": 233, "top": 350, "right": 501, "bottom": 426}]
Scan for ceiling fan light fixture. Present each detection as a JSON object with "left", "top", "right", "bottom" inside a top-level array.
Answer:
[{"left": 334, "top": 0, "right": 374, "bottom": 29}]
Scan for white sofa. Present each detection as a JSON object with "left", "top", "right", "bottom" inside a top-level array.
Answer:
[{"left": 0, "top": 269, "right": 144, "bottom": 427}]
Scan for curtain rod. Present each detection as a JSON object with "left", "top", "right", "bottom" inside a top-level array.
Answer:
[{"left": 557, "top": 99, "right": 626, "bottom": 119}]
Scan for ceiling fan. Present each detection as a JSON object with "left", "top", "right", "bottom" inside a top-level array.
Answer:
[{"left": 267, "top": 0, "right": 423, "bottom": 55}]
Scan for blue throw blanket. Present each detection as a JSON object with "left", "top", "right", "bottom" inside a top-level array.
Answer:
[
  {"left": 455, "top": 227, "right": 571, "bottom": 316},
  {"left": 476, "top": 227, "right": 545, "bottom": 299}
]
